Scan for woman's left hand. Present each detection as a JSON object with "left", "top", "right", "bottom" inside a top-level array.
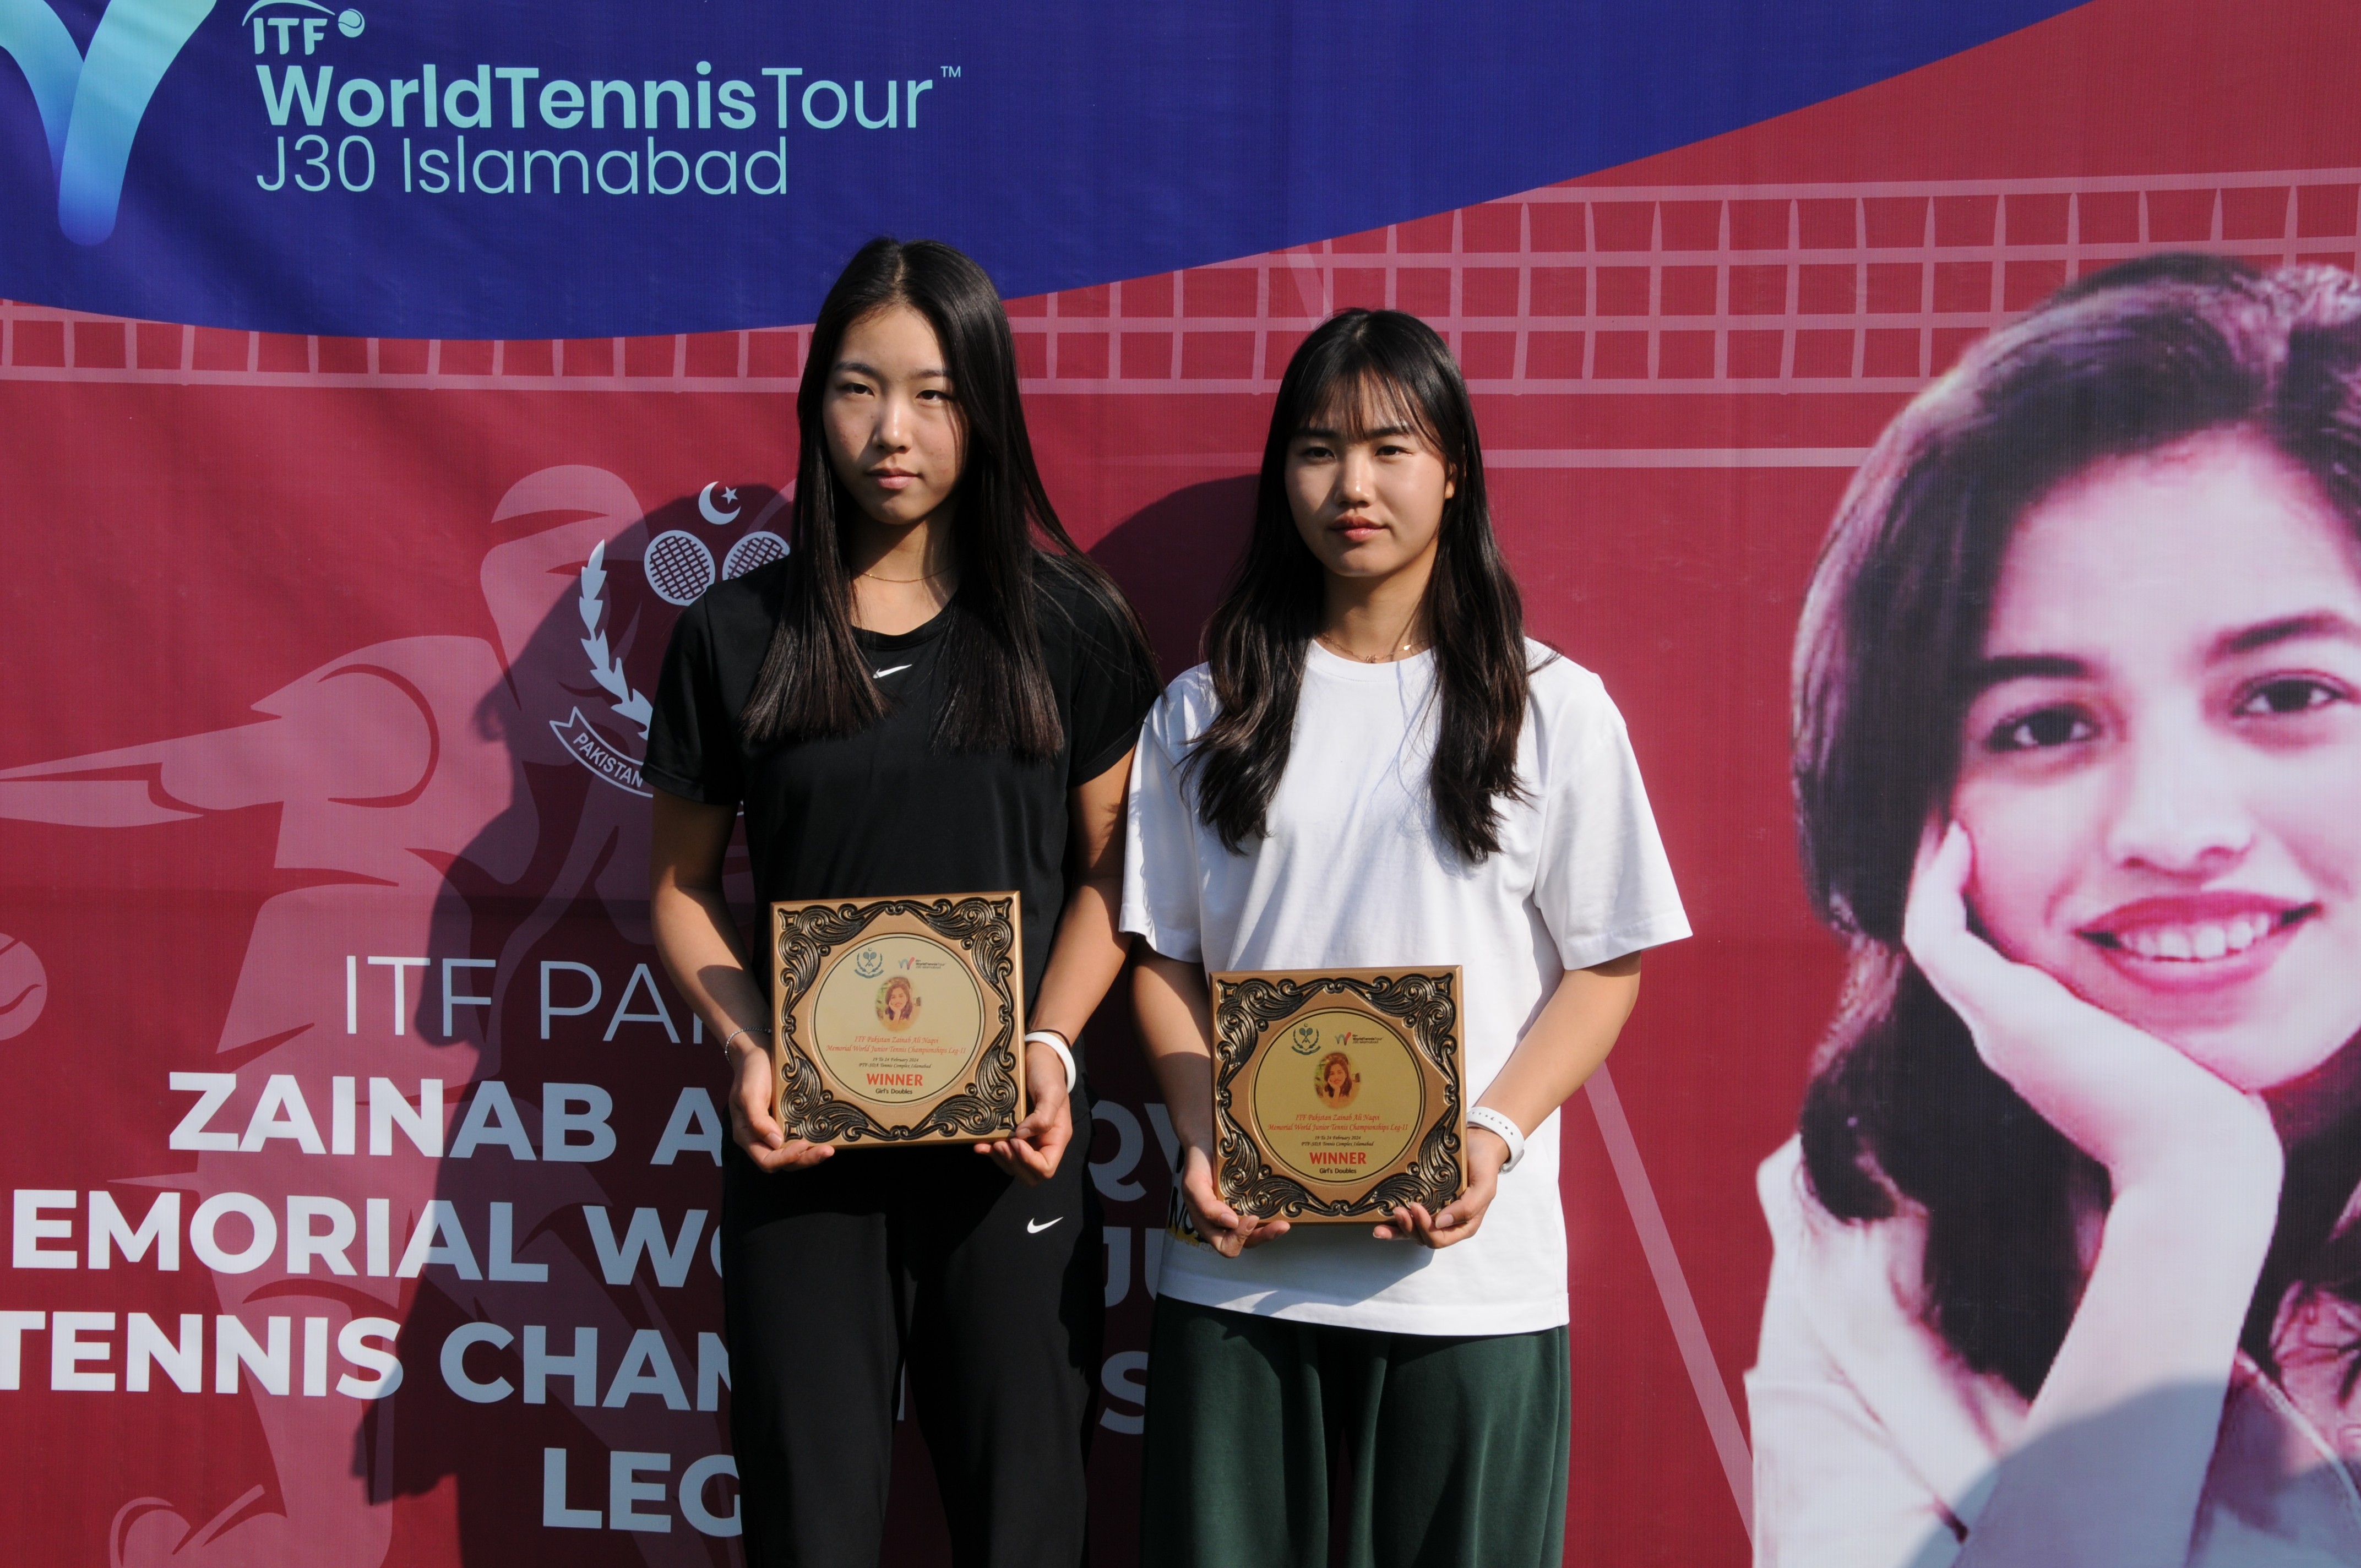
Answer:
[
  {"left": 1903, "top": 821, "right": 2281, "bottom": 1197},
  {"left": 976, "top": 1040, "right": 1074, "bottom": 1185},
  {"left": 1375, "top": 1124, "right": 1510, "bottom": 1246}
]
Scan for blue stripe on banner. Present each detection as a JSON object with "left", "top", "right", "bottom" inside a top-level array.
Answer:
[{"left": 0, "top": 0, "right": 2080, "bottom": 337}]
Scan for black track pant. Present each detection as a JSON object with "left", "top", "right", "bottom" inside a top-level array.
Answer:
[{"left": 720, "top": 1091, "right": 1102, "bottom": 1568}]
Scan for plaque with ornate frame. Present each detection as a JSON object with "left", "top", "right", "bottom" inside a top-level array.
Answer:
[
  {"left": 769, "top": 892, "right": 1026, "bottom": 1146},
  {"left": 1207, "top": 967, "right": 1464, "bottom": 1223}
]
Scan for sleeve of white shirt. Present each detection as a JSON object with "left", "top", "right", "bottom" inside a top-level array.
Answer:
[
  {"left": 1528, "top": 665, "right": 1691, "bottom": 971},
  {"left": 1748, "top": 1144, "right": 1967, "bottom": 1568},
  {"left": 1119, "top": 694, "right": 1205, "bottom": 966}
]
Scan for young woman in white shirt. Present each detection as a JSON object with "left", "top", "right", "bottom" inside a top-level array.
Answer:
[{"left": 1122, "top": 308, "right": 1690, "bottom": 1567}]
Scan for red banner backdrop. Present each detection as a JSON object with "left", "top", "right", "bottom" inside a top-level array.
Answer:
[{"left": 4, "top": 2, "right": 2358, "bottom": 1562}]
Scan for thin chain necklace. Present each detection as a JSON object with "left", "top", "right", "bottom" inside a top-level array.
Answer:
[
  {"left": 857, "top": 566, "right": 953, "bottom": 585},
  {"left": 1316, "top": 614, "right": 1426, "bottom": 663}
]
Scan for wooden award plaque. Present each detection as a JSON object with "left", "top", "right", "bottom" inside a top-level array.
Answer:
[
  {"left": 1208, "top": 967, "right": 1464, "bottom": 1222},
  {"left": 769, "top": 892, "right": 1026, "bottom": 1146}
]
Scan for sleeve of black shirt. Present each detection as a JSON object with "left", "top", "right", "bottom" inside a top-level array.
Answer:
[
  {"left": 643, "top": 595, "right": 747, "bottom": 807},
  {"left": 1060, "top": 578, "right": 1164, "bottom": 787}
]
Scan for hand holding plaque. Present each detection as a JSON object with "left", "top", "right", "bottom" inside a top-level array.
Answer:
[
  {"left": 770, "top": 892, "right": 1027, "bottom": 1146},
  {"left": 1208, "top": 967, "right": 1465, "bottom": 1222}
]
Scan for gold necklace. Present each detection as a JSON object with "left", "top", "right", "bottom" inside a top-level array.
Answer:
[
  {"left": 1315, "top": 625, "right": 1426, "bottom": 663},
  {"left": 857, "top": 567, "right": 952, "bottom": 585}
]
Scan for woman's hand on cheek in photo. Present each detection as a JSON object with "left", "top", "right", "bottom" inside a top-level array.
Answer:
[
  {"left": 1375, "top": 1126, "right": 1506, "bottom": 1246},
  {"left": 1177, "top": 1144, "right": 1287, "bottom": 1257},
  {"left": 730, "top": 1044, "right": 836, "bottom": 1173},
  {"left": 1903, "top": 821, "right": 2281, "bottom": 1196},
  {"left": 976, "top": 1040, "right": 1074, "bottom": 1185}
]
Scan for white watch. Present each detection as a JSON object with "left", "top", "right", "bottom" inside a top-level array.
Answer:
[
  {"left": 1023, "top": 1030, "right": 1079, "bottom": 1093},
  {"left": 1466, "top": 1106, "right": 1526, "bottom": 1172}
]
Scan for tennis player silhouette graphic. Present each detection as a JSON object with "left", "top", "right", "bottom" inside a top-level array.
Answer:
[{"left": 0, "top": 467, "right": 766, "bottom": 1567}]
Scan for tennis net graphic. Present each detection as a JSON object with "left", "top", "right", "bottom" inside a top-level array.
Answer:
[{"left": 7, "top": 169, "right": 2356, "bottom": 396}]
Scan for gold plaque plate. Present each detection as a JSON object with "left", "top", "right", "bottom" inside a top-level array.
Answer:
[
  {"left": 769, "top": 892, "right": 1026, "bottom": 1146},
  {"left": 1209, "top": 967, "right": 1464, "bottom": 1222}
]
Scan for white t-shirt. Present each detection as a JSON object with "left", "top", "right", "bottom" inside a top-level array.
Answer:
[{"left": 1120, "top": 638, "right": 1690, "bottom": 1336}]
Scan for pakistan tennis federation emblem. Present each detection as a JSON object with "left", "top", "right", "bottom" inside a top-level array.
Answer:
[
  {"left": 1291, "top": 1023, "right": 1323, "bottom": 1054},
  {"left": 854, "top": 948, "right": 885, "bottom": 978},
  {"left": 548, "top": 484, "right": 790, "bottom": 797}
]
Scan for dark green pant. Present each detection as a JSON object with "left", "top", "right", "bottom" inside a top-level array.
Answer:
[{"left": 1140, "top": 1297, "right": 1571, "bottom": 1568}]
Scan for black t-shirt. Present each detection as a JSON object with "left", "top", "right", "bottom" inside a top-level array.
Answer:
[{"left": 643, "top": 557, "right": 1160, "bottom": 1009}]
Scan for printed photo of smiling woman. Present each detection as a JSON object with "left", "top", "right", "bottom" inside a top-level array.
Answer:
[{"left": 1753, "top": 255, "right": 2361, "bottom": 1568}]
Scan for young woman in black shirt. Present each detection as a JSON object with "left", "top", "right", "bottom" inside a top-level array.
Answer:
[{"left": 645, "top": 237, "right": 1158, "bottom": 1567}]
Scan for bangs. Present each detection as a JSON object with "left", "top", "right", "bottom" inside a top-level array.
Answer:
[{"left": 1296, "top": 364, "right": 1446, "bottom": 453}]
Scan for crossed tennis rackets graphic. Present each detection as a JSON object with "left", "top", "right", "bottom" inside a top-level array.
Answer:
[{"left": 643, "top": 524, "right": 789, "bottom": 605}]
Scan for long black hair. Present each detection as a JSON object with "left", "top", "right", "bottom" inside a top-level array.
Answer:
[
  {"left": 738, "top": 237, "right": 1147, "bottom": 757},
  {"left": 1793, "top": 254, "right": 2361, "bottom": 1400},
  {"left": 1188, "top": 309, "right": 1532, "bottom": 862}
]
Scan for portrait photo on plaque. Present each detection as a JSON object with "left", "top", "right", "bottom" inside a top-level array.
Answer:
[
  {"left": 1209, "top": 967, "right": 1465, "bottom": 1222},
  {"left": 769, "top": 891, "right": 1026, "bottom": 1146}
]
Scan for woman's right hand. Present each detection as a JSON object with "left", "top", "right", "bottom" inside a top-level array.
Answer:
[
  {"left": 1176, "top": 1143, "right": 1287, "bottom": 1257},
  {"left": 1902, "top": 822, "right": 2281, "bottom": 1197},
  {"left": 728, "top": 1039, "right": 836, "bottom": 1173}
]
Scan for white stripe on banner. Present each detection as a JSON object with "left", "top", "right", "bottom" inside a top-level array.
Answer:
[
  {"left": 1483, "top": 447, "right": 1871, "bottom": 469},
  {"left": 1105, "top": 447, "right": 1872, "bottom": 469},
  {"left": 1584, "top": 1063, "right": 1755, "bottom": 1540}
]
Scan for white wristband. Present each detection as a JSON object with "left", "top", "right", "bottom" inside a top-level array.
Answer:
[
  {"left": 1466, "top": 1106, "right": 1526, "bottom": 1172},
  {"left": 1024, "top": 1030, "right": 1079, "bottom": 1093}
]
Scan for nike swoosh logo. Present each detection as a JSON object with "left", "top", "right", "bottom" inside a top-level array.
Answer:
[
  {"left": 872, "top": 663, "right": 912, "bottom": 679},
  {"left": 1026, "top": 1217, "right": 1063, "bottom": 1234}
]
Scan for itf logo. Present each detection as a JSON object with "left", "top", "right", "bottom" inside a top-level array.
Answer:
[{"left": 0, "top": 0, "right": 214, "bottom": 243}]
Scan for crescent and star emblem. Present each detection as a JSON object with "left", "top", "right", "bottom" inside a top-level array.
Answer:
[{"left": 697, "top": 482, "right": 741, "bottom": 525}]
